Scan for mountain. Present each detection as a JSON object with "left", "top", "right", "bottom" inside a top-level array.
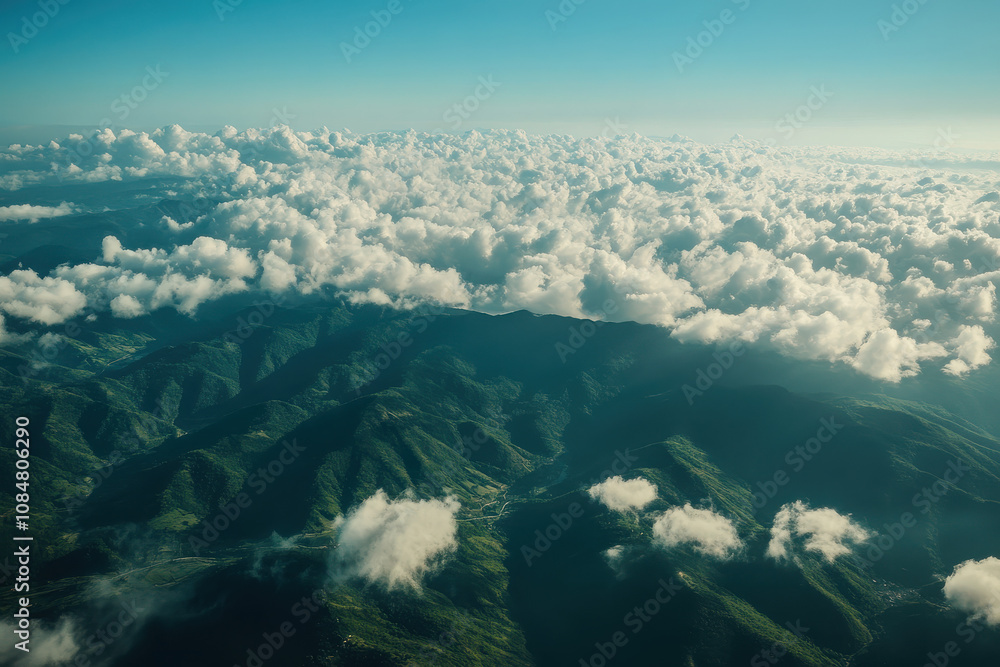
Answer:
[{"left": 2, "top": 301, "right": 999, "bottom": 666}]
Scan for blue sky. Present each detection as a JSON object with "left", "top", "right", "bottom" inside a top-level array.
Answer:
[{"left": 1, "top": 0, "right": 997, "bottom": 147}]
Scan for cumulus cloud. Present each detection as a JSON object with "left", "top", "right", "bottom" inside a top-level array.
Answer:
[
  {"left": 587, "top": 476, "right": 658, "bottom": 513},
  {"left": 851, "top": 328, "right": 947, "bottom": 382},
  {"left": 766, "top": 501, "right": 871, "bottom": 563},
  {"left": 0, "top": 270, "right": 87, "bottom": 325},
  {"left": 1, "top": 126, "right": 998, "bottom": 379},
  {"left": 110, "top": 294, "right": 146, "bottom": 318},
  {"left": 331, "top": 490, "right": 460, "bottom": 591},
  {"left": 943, "top": 325, "right": 996, "bottom": 376},
  {"left": 652, "top": 504, "right": 742, "bottom": 559},
  {"left": 0, "top": 202, "right": 75, "bottom": 222},
  {"left": 943, "top": 557, "right": 1000, "bottom": 626}
]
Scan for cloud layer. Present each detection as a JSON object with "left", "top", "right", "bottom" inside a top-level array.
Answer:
[
  {"left": 766, "top": 501, "right": 871, "bottom": 563},
  {"left": 944, "top": 557, "right": 1000, "bottom": 626},
  {"left": 588, "top": 476, "right": 658, "bottom": 513},
  {"left": 1, "top": 126, "right": 999, "bottom": 380},
  {"left": 652, "top": 504, "right": 742, "bottom": 559},
  {"left": 331, "top": 490, "right": 460, "bottom": 590}
]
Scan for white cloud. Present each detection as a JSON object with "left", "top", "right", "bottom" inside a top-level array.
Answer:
[
  {"left": 944, "top": 557, "right": 1000, "bottom": 626},
  {"left": 587, "top": 476, "right": 658, "bottom": 513},
  {"left": 943, "top": 325, "right": 995, "bottom": 376},
  {"left": 767, "top": 501, "right": 871, "bottom": 563},
  {"left": 0, "top": 202, "right": 75, "bottom": 222},
  {"left": 1, "top": 127, "right": 998, "bottom": 380},
  {"left": 0, "top": 618, "right": 79, "bottom": 666},
  {"left": 603, "top": 545, "right": 630, "bottom": 579},
  {"left": 851, "top": 328, "right": 947, "bottom": 383},
  {"left": 110, "top": 294, "right": 146, "bottom": 318},
  {"left": 0, "top": 270, "right": 87, "bottom": 325},
  {"left": 604, "top": 545, "right": 625, "bottom": 566},
  {"left": 652, "top": 504, "right": 742, "bottom": 559},
  {"left": 331, "top": 490, "right": 460, "bottom": 591},
  {"left": 162, "top": 215, "right": 193, "bottom": 232}
]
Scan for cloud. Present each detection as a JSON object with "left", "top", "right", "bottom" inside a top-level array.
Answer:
[
  {"left": 943, "top": 325, "right": 996, "bottom": 376},
  {"left": 0, "top": 270, "right": 87, "bottom": 325},
  {"left": 0, "top": 313, "right": 34, "bottom": 346},
  {"left": 0, "top": 618, "right": 79, "bottom": 666},
  {"left": 587, "top": 475, "right": 658, "bottom": 513},
  {"left": 767, "top": 501, "right": 871, "bottom": 563},
  {"left": 943, "top": 557, "right": 1000, "bottom": 626},
  {"left": 603, "top": 545, "right": 631, "bottom": 579},
  {"left": 331, "top": 489, "right": 460, "bottom": 590},
  {"left": 851, "top": 328, "right": 947, "bottom": 382},
  {"left": 652, "top": 504, "right": 742, "bottom": 559},
  {"left": 110, "top": 294, "right": 146, "bottom": 318},
  {"left": 0, "top": 202, "right": 75, "bottom": 222},
  {"left": 1, "top": 127, "right": 998, "bottom": 380}
]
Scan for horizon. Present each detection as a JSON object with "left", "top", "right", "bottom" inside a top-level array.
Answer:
[
  {"left": 2, "top": 0, "right": 998, "bottom": 150},
  {"left": 2, "top": 122, "right": 998, "bottom": 156}
]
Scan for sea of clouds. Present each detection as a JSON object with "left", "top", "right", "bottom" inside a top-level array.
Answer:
[{"left": 1, "top": 126, "right": 998, "bottom": 381}]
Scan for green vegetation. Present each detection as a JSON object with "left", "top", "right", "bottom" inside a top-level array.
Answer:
[{"left": 2, "top": 303, "right": 999, "bottom": 665}]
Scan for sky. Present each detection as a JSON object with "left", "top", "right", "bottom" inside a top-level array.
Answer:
[{"left": 0, "top": 0, "right": 998, "bottom": 148}]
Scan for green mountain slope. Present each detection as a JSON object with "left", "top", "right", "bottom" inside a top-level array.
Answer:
[{"left": 2, "top": 303, "right": 999, "bottom": 666}]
